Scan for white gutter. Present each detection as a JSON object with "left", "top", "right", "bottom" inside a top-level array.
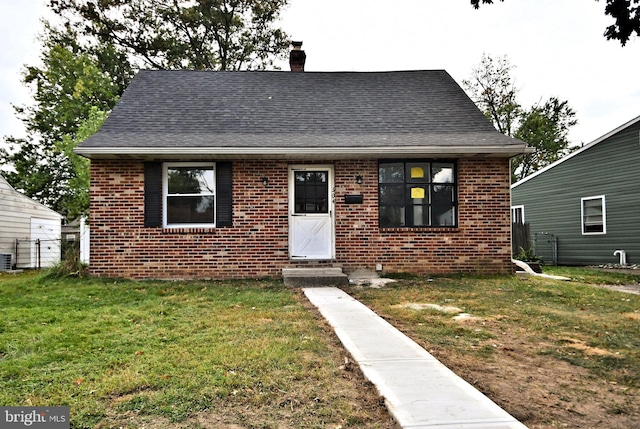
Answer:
[{"left": 75, "top": 145, "right": 529, "bottom": 158}]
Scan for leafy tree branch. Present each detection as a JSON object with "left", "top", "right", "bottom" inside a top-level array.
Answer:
[
  {"left": 463, "top": 53, "right": 578, "bottom": 183},
  {"left": 2, "top": 0, "right": 291, "bottom": 219},
  {"left": 470, "top": 0, "right": 640, "bottom": 46},
  {"left": 48, "top": 0, "right": 291, "bottom": 70}
]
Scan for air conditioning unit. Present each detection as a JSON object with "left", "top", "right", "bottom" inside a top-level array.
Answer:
[{"left": 0, "top": 253, "right": 12, "bottom": 271}]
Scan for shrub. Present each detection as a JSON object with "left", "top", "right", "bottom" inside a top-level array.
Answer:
[
  {"left": 44, "top": 246, "right": 88, "bottom": 278},
  {"left": 513, "top": 246, "right": 543, "bottom": 264}
]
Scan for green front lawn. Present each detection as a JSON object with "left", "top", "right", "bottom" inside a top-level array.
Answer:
[{"left": 0, "top": 272, "right": 394, "bottom": 428}]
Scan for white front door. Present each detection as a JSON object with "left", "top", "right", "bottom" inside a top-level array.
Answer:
[{"left": 289, "top": 165, "right": 334, "bottom": 260}]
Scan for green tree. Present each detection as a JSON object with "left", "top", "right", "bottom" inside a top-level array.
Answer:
[
  {"left": 512, "top": 98, "right": 577, "bottom": 182},
  {"left": 48, "top": 0, "right": 291, "bottom": 70},
  {"left": 55, "top": 107, "right": 109, "bottom": 219},
  {"left": 462, "top": 54, "right": 578, "bottom": 183},
  {"left": 2, "top": 1, "right": 291, "bottom": 219},
  {"left": 0, "top": 25, "right": 131, "bottom": 218},
  {"left": 0, "top": 137, "right": 71, "bottom": 209},
  {"left": 470, "top": 0, "right": 640, "bottom": 46},
  {"left": 22, "top": 42, "right": 123, "bottom": 145},
  {"left": 462, "top": 54, "right": 521, "bottom": 136}
]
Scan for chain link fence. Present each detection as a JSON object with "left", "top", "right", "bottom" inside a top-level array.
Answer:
[{"left": 3, "top": 218, "right": 89, "bottom": 270}]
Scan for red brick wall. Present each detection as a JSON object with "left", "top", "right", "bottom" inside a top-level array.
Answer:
[{"left": 88, "top": 158, "right": 513, "bottom": 279}]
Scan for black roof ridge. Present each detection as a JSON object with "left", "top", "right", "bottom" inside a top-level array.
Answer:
[{"left": 135, "top": 68, "right": 450, "bottom": 74}]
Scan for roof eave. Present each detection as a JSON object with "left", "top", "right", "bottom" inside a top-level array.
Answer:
[{"left": 75, "top": 145, "right": 531, "bottom": 160}]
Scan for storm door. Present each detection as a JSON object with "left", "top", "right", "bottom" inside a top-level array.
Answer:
[{"left": 288, "top": 165, "right": 335, "bottom": 259}]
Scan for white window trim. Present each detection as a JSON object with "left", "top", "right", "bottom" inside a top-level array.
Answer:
[
  {"left": 163, "top": 162, "right": 216, "bottom": 228},
  {"left": 511, "top": 205, "right": 525, "bottom": 224},
  {"left": 581, "top": 195, "right": 606, "bottom": 235}
]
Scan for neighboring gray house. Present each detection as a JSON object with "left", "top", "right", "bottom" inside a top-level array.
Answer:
[
  {"left": 0, "top": 174, "right": 63, "bottom": 269},
  {"left": 511, "top": 115, "right": 640, "bottom": 266}
]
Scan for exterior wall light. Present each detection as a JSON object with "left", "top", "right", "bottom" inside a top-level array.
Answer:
[
  {"left": 356, "top": 175, "right": 363, "bottom": 184},
  {"left": 261, "top": 177, "right": 269, "bottom": 187}
]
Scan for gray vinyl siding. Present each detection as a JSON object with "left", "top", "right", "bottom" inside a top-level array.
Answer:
[
  {"left": 512, "top": 120, "right": 640, "bottom": 266},
  {"left": 0, "top": 176, "right": 62, "bottom": 268}
]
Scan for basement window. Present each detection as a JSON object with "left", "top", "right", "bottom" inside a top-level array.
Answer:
[{"left": 581, "top": 195, "right": 606, "bottom": 235}]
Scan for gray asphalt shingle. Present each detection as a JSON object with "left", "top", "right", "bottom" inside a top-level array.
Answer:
[{"left": 77, "top": 69, "right": 528, "bottom": 157}]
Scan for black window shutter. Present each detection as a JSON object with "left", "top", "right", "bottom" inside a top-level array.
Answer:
[
  {"left": 144, "top": 162, "right": 163, "bottom": 227},
  {"left": 216, "top": 162, "right": 233, "bottom": 227}
]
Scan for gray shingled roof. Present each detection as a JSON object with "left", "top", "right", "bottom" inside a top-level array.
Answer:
[{"left": 76, "top": 69, "right": 530, "bottom": 159}]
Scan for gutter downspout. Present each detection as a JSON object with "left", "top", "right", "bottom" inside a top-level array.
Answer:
[{"left": 512, "top": 259, "right": 571, "bottom": 281}]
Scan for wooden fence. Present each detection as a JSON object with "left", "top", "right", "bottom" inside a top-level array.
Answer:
[{"left": 511, "top": 222, "right": 531, "bottom": 255}]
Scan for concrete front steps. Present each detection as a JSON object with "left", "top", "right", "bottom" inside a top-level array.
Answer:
[{"left": 282, "top": 267, "right": 349, "bottom": 287}]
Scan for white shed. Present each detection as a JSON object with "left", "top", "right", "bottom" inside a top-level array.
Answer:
[{"left": 0, "top": 175, "right": 63, "bottom": 269}]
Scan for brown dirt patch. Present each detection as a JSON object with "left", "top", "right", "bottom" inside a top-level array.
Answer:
[
  {"left": 421, "top": 330, "right": 639, "bottom": 429},
  {"left": 558, "top": 337, "right": 622, "bottom": 358},
  {"left": 388, "top": 301, "right": 639, "bottom": 427}
]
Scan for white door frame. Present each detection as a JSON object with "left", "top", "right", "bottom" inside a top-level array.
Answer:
[{"left": 288, "top": 164, "right": 335, "bottom": 260}]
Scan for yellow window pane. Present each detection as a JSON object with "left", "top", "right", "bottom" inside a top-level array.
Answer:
[
  {"left": 410, "top": 167, "right": 424, "bottom": 178},
  {"left": 411, "top": 187, "right": 425, "bottom": 199}
]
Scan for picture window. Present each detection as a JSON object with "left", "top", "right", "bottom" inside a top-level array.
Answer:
[{"left": 378, "top": 161, "right": 457, "bottom": 228}]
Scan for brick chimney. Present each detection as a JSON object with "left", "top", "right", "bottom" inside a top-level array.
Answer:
[{"left": 289, "top": 41, "right": 306, "bottom": 72}]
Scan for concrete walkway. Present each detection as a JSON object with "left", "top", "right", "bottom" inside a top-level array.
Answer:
[{"left": 303, "top": 287, "right": 528, "bottom": 429}]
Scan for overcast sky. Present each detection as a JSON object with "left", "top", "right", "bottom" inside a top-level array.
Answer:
[{"left": 1, "top": 0, "right": 638, "bottom": 147}]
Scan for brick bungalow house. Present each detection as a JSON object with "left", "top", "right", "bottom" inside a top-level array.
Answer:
[{"left": 76, "top": 44, "right": 530, "bottom": 280}]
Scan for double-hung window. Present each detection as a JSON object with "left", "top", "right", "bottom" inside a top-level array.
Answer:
[
  {"left": 581, "top": 195, "right": 606, "bottom": 234},
  {"left": 163, "top": 163, "right": 216, "bottom": 227},
  {"left": 379, "top": 161, "right": 457, "bottom": 227},
  {"left": 511, "top": 206, "right": 525, "bottom": 224}
]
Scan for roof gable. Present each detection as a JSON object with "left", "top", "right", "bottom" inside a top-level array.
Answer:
[
  {"left": 0, "top": 175, "right": 63, "bottom": 219},
  {"left": 77, "top": 69, "right": 529, "bottom": 159},
  {"left": 512, "top": 114, "right": 640, "bottom": 189}
]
